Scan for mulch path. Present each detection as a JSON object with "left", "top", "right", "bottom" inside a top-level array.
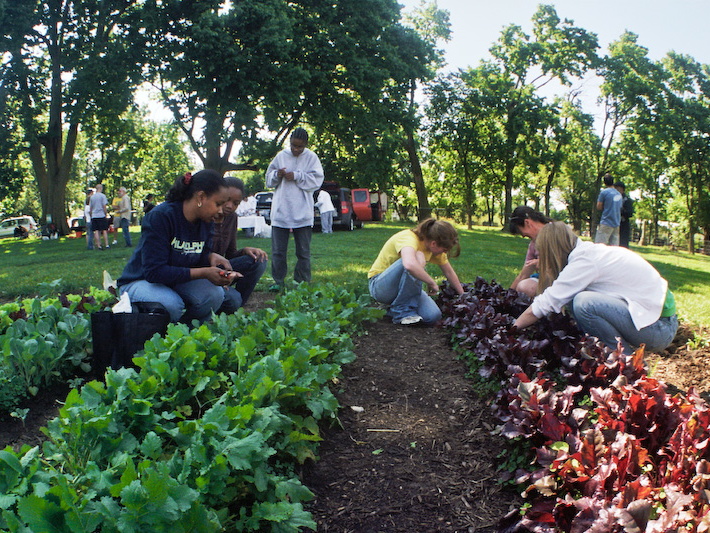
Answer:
[{"left": 301, "top": 317, "right": 520, "bottom": 532}]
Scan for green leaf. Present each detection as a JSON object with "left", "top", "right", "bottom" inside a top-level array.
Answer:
[{"left": 17, "top": 495, "right": 66, "bottom": 532}]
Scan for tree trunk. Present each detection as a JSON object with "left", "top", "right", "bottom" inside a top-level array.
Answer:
[{"left": 403, "top": 128, "right": 431, "bottom": 221}]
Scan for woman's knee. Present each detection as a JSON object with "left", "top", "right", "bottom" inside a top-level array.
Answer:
[
  {"left": 517, "top": 278, "right": 538, "bottom": 298},
  {"left": 193, "top": 286, "right": 225, "bottom": 315},
  {"left": 418, "top": 292, "right": 442, "bottom": 324},
  {"left": 570, "top": 291, "right": 596, "bottom": 319},
  {"left": 122, "top": 281, "right": 185, "bottom": 322}
]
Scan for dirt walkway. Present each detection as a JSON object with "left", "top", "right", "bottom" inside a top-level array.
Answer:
[{"left": 302, "top": 317, "right": 520, "bottom": 532}]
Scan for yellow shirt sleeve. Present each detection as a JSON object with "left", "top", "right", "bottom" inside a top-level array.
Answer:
[{"left": 368, "top": 229, "right": 448, "bottom": 278}]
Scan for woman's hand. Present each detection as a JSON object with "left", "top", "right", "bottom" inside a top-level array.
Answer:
[
  {"left": 240, "top": 247, "right": 268, "bottom": 261},
  {"left": 520, "top": 258, "right": 538, "bottom": 277},
  {"left": 426, "top": 281, "right": 439, "bottom": 295},
  {"left": 209, "top": 252, "right": 230, "bottom": 270},
  {"left": 513, "top": 306, "right": 539, "bottom": 329},
  {"left": 200, "top": 266, "right": 242, "bottom": 286}
]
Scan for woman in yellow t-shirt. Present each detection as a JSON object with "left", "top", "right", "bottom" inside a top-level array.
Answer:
[{"left": 368, "top": 218, "right": 464, "bottom": 325}]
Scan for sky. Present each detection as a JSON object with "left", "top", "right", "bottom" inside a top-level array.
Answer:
[
  {"left": 400, "top": 0, "right": 710, "bottom": 70},
  {"left": 397, "top": 0, "right": 710, "bottom": 131}
]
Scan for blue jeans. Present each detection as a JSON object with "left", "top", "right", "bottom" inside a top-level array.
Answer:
[
  {"left": 368, "top": 259, "right": 441, "bottom": 324},
  {"left": 320, "top": 211, "right": 334, "bottom": 233},
  {"left": 86, "top": 220, "right": 93, "bottom": 250},
  {"left": 570, "top": 291, "right": 678, "bottom": 353},
  {"left": 271, "top": 226, "right": 312, "bottom": 285},
  {"left": 120, "top": 218, "right": 132, "bottom": 246},
  {"left": 120, "top": 278, "right": 225, "bottom": 323},
  {"left": 219, "top": 255, "right": 268, "bottom": 312}
]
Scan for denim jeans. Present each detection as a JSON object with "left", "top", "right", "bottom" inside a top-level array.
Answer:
[
  {"left": 271, "top": 226, "right": 312, "bottom": 285},
  {"left": 86, "top": 220, "right": 93, "bottom": 250},
  {"left": 320, "top": 211, "right": 334, "bottom": 233},
  {"left": 368, "top": 258, "right": 441, "bottom": 324},
  {"left": 569, "top": 291, "right": 678, "bottom": 353},
  {"left": 120, "top": 278, "right": 225, "bottom": 323},
  {"left": 119, "top": 218, "right": 132, "bottom": 246},
  {"left": 219, "top": 255, "right": 268, "bottom": 313}
]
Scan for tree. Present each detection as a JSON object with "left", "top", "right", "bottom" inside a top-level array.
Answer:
[
  {"left": 593, "top": 31, "right": 660, "bottom": 234},
  {"left": 486, "top": 4, "right": 599, "bottom": 223},
  {"left": 425, "top": 71, "right": 496, "bottom": 228},
  {"left": 657, "top": 53, "right": 710, "bottom": 251},
  {"left": 144, "top": 0, "right": 297, "bottom": 175},
  {"left": 1, "top": 0, "right": 146, "bottom": 234},
  {"left": 396, "top": 0, "right": 450, "bottom": 220},
  {"left": 557, "top": 108, "right": 599, "bottom": 233},
  {"left": 79, "top": 107, "right": 191, "bottom": 202},
  {"left": 144, "top": 0, "right": 432, "bottom": 185}
]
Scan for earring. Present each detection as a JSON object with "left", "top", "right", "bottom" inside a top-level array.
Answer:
[{"left": 198, "top": 202, "right": 202, "bottom": 208}]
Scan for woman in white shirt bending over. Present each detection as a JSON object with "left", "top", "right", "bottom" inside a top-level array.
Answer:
[{"left": 514, "top": 221, "right": 678, "bottom": 354}]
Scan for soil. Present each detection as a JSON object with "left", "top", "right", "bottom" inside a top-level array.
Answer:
[{"left": 1, "top": 292, "right": 708, "bottom": 532}]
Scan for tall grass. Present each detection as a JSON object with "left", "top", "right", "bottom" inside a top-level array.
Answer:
[{"left": 2, "top": 221, "right": 709, "bottom": 327}]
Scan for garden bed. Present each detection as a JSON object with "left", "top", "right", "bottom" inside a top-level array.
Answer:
[{"left": 0, "top": 291, "right": 707, "bottom": 531}]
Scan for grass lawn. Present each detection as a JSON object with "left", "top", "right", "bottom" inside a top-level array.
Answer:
[{"left": 2, "top": 221, "right": 709, "bottom": 327}]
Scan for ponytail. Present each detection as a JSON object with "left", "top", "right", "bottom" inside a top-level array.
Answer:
[
  {"left": 166, "top": 170, "right": 225, "bottom": 203},
  {"left": 412, "top": 218, "right": 460, "bottom": 258}
]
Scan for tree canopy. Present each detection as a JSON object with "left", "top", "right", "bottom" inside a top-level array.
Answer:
[{"left": 1, "top": 2, "right": 709, "bottom": 248}]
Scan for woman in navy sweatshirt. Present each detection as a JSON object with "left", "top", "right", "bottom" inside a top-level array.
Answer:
[{"left": 118, "top": 169, "right": 239, "bottom": 323}]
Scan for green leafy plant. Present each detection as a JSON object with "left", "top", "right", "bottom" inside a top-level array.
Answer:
[{"left": 0, "top": 282, "right": 379, "bottom": 532}]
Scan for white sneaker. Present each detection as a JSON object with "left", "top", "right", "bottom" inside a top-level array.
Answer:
[{"left": 399, "top": 315, "right": 422, "bottom": 326}]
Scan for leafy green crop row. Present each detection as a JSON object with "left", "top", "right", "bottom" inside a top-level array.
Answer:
[
  {"left": 0, "top": 288, "right": 115, "bottom": 412},
  {"left": 0, "top": 283, "right": 383, "bottom": 531}
]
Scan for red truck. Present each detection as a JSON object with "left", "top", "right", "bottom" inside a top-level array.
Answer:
[
  {"left": 314, "top": 182, "right": 387, "bottom": 231},
  {"left": 352, "top": 188, "right": 387, "bottom": 222}
]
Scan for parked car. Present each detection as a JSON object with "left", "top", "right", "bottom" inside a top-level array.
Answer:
[
  {"left": 314, "top": 181, "right": 362, "bottom": 231},
  {"left": 255, "top": 191, "right": 273, "bottom": 224},
  {"left": 0, "top": 215, "right": 38, "bottom": 238},
  {"left": 352, "top": 188, "right": 387, "bottom": 222},
  {"left": 68, "top": 217, "right": 87, "bottom": 232}
]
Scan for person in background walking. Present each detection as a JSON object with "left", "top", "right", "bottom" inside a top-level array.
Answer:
[
  {"left": 595, "top": 172, "right": 623, "bottom": 246},
  {"left": 84, "top": 189, "right": 94, "bottom": 250},
  {"left": 315, "top": 187, "right": 336, "bottom": 233},
  {"left": 89, "top": 183, "right": 110, "bottom": 250},
  {"left": 368, "top": 218, "right": 464, "bottom": 326},
  {"left": 116, "top": 187, "right": 133, "bottom": 247},
  {"left": 265, "top": 127, "right": 324, "bottom": 291},
  {"left": 615, "top": 181, "right": 634, "bottom": 249},
  {"left": 514, "top": 221, "right": 678, "bottom": 355}
]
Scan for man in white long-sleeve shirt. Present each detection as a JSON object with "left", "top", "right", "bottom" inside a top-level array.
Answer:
[{"left": 265, "top": 127, "right": 324, "bottom": 291}]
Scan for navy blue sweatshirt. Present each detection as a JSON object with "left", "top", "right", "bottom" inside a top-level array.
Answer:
[{"left": 118, "top": 201, "right": 213, "bottom": 287}]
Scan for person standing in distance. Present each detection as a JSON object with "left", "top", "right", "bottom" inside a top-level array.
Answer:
[
  {"left": 116, "top": 187, "right": 133, "bottom": 247},
  {"left": 315, "top": 187, "right": 336, "bottom": 233},
  {"left": 615, "top": 181, "right": 634, "bottom": 249},
  {"left": 89, "top": 183, "right": 110, "bottom": 250},
  {"left": 265, "top": 127, "right": 324, "bottom": 291},
  {"left": 595, "top": 172, "right": 623, "bottom": 246},
  {"left": 84, "top": 189, "right": 94, "bottom": 250}
]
